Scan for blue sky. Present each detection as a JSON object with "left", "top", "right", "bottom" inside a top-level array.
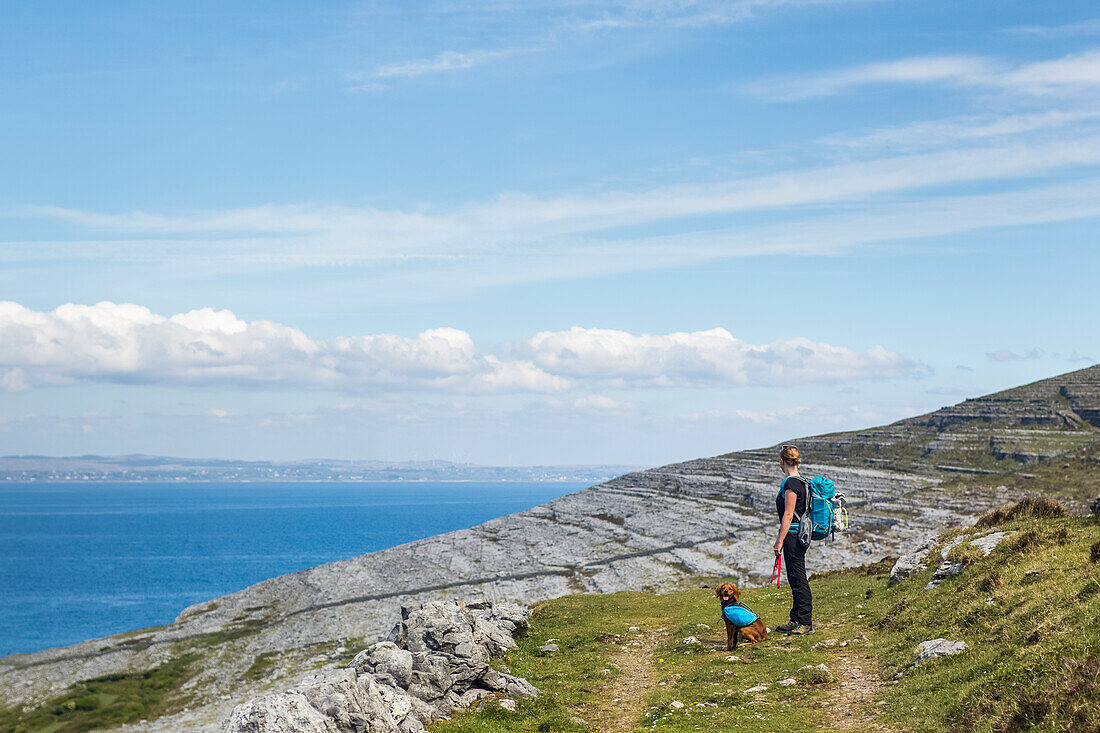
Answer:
[{"left": 1, "top": 0, "right": 1098, "bottom": 465}]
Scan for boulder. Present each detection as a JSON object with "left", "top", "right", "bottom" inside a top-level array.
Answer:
[
  {"left": 914, "top": 639, "right": 967, "bottom": 664},
  {"left": 1091, "top": 495, "right": 1100, "bottom": 516},
  {"left": 481, "top": 668, "right": 539, "bottom": 697},
  {"left": 407, "top": 652, "right": 452, "bottom": 703},
  {"left": 888, "top": 536, "right": 936, "bottom": 586},
  {"left": 297, "top": 669, "right": 401, "bottom": 732},
  {"left": 348, "top": 642, "right": 414, "bottom": 689},
  {"left": 221, "top": 692, "right": 339, "bottom": 733},
  {"left": 223, "top": 601, "right": 537, "bottom": 733}
]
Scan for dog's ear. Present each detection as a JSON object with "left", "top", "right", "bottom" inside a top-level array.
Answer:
[
  {"left": 733, "top": 585, "right": 741, "bottom": 602},
  {"left": 715, "top": 585, "right": 723, "bottom": 598}
]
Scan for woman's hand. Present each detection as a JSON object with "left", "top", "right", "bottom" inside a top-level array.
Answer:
[{"left": 773, "top": 538, "right": 783, "bottom": 557}]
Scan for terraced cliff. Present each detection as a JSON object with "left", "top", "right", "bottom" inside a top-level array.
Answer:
[{"left": 2, "top": 364, "right": 1098, "bottom": 732}]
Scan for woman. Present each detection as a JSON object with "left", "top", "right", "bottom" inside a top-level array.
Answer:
[{"left": 773, "top": 444, "right": 814, "bottom": 635}]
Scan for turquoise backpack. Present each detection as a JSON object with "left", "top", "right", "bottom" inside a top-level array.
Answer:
[
  {"left": 780, "top": 475, "right": 848, "bottom": 544},
  {"left": 722, "top": 602, "right": 760, "bottom": 628}
]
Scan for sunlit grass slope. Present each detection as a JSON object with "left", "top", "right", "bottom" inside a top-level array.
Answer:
[{"left": 437, "top": 504, "right": 1100, "bottom": 733}]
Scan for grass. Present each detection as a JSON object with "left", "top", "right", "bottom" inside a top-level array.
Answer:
[
  {"left": 0, "top": 616, "right": 279, "bottom": 732},
  {"left": 0, "top": 654, "right": 197, "bottom": 733},
  {"left": 433, "top": 505, "right": 1100, "bottom": 733},
  {"left": 870, "top": 512, "right": 1100, "bottom": 733},
  {"left": 243, "top": 651, "right": 281, "bottom": 681},
  {"left": 433, "top": 586, "right": 857, "bottom": 732}
]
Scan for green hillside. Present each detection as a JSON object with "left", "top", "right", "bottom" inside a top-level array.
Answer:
[
  {"left": 724, "top": 364, "right": 1100, "bottom": 476},
  {"left": 436, "top": 499, "right": 1100, "bottom": 733}
]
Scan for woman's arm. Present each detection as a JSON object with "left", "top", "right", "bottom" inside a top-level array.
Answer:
[{"left": 773, "top": 490, "right": 798, "bottom": 556}]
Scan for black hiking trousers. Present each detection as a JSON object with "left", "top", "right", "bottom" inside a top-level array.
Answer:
[{"left": 783, "top": 532, "right": 813, "bottom": 625}]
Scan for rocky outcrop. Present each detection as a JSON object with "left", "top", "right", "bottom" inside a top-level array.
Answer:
[
  {"left": 785, "top": 364, "right": 1100, "bottom": 473},
  {"left": 888, "top": 535, "right": 935, "bottom": 586},
  {"left": 222, "top": 601, "right": 536, "bottom": 733}
]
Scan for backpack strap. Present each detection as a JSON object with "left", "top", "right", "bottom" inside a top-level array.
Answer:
[{"left": 779, "top": 476, "right": 807, "bottom": 533}]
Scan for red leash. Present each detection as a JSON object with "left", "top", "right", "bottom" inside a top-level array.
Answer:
[{"left": 772, "top": 555, "right": 782, "bottom": 588}]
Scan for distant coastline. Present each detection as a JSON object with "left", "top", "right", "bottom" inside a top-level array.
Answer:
[{"left": 0, "top": 454, "right": 639, "bottom": 484}]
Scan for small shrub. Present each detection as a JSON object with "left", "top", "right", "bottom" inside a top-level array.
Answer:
[
  {"left": 976, "top": 571, "right": 1002, "bottom": 593},
  {"left": 1091, "top": 539, "right": 1100, "bottom": 563},
  {"left": 795, "top": 665, "right": 834, "bottom": 685},
  {"left": 865, "top": 588, "right": 874, "bottom": 599},
  {"left": 1006, "top": 529, "right": 1045, "bottom": 554},
  {"left": 976, "top": 497, "right": 1066, "bottom": 528}
]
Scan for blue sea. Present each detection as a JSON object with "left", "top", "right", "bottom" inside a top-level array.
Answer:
[{"left": 0, "top": 481, "right": 585, "bottom": 657}]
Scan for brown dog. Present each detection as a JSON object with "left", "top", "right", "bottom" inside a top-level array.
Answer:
[{"left": 715, "top": 582, "right": 768, "bottom": 651}]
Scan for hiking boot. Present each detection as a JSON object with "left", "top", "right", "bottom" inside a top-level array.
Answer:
[
  {"left": 774, "top": 621, "right": 800, "bottom": 634},
  {"left": 786, "top": 624, "right": 815, "bottom": 635}
]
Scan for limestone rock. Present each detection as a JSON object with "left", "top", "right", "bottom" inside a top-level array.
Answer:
[
  {"left": 407, "top": 652, "right": 452, "bottom": 703},
  {"left": 223, "top": 601, "right": 536, "bottom": 733},
  {"left": 915, "top": 639, "right": 967, "bottom": 664},
  {"left": 221, "top": 692, "right": 339, "bottom": 733},
  {"left": 481, "top": 668, "right": 539, "bottom": 698},
  {"left": 888, "top": 536, "right": 936, "bottom": 586},
  {"left": 969, "top": 531, "right": 1010, "bottom": 556},
  {"left": 348, "top": 642, "right": 413, "bottom": 689},
  {"left": 537, "top": 643, "right": 558, "bottom": 653},
  {"left": 924, "top": 561, "right": 968, "bottom": 590},
  {"left": 797, "top": 663, "right": 834, "bottom": 682}
]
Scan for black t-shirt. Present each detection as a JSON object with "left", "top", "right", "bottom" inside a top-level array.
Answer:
[{"left": 776, "top": 476, "right": 808, "bottom": 520}]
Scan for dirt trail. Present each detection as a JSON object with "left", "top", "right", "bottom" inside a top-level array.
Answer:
[
  {"left": 575, "top": 631, "right": 668, "bottom": 733},
  {"left": 820, "top": 650, "right": 898, "bottom": 732}
]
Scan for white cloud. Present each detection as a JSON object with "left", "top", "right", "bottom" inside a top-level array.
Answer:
[
  {"left": 1005, "top": 19, "right": 1100, "bottom": 40},
  {"left": 676, "top": 401, "right": 921, "bottom": 427},
  {"left": 517, "top": 327, "right": 922, "bottom": 387},
  {"left": 818, "top": 108, "right": 1100, "bottom": 152},
  {"left": 369, "top": 48, "right": 527, "bottom": 79},
  {"left": 0, "top": 302, "right": 917, "bottom": 393},
  {"left": 1004, "top": 50, "right": 1100, "bottom": 94},
  {"left": 752, "top": 48, "right": 1100, "bottom": 100},
  {"left": 572, "top": 394, "right": 631, "bottom": 412},
  {"left": 0, "top": 301, "right": 565, "bottom": 394},
  {"left": 985, "top": 348, "right": 1042, "bottom": 363},
  {"left": 17, "top": 134, "right": 1100, "bottom": 264},
  {"left": 749, "top": 54, "right": 998, "bottom": 100},
  {"left": 346, "top": 46, "right": 543, "bottom": 90},
  {"left": 349, "top": 0, "right": 874, "bottom": 89}
]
